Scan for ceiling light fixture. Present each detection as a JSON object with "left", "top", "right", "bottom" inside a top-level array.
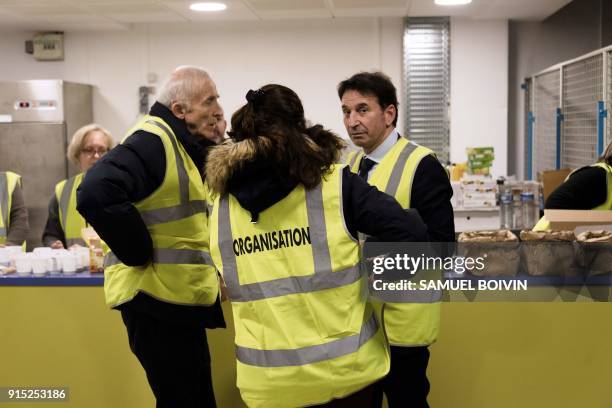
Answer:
[
  {"left": 434, "top": 0, "right": 472, "bottom": 5},
  {"left": 189, "top": 2, "right": 227, "bottom": 12}
]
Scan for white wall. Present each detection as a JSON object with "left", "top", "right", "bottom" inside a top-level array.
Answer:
[
  {"left": 1, "top": 17, "right": 511, "bottom": 176},
  {"left": 0, "top": 19, "right": 404, "bottom": 143},
  {"left": 450, "top": 18, "right": 508, "bottom": 177}
]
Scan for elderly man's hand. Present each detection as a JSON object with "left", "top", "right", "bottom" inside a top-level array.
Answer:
[
  {"left": 51, "top": 240, "right": 64, "bottom": 249},
  {"left": 220, "top": 276, "right": 229, "bottom": 302}
]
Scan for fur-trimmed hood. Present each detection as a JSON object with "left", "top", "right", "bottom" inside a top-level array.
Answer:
[
  {"left": 206, "top": 136, "right": 272, "bottom": 195},
  {"left": 205, "top": 136, "right": 297, "bottom": 222}
]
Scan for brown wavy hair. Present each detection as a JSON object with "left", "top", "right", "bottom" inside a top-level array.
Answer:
[
  {"left": 599, "top": 140, "right": 612, "bottom": 166},
  {"left": 228, "top": 84, "right": 345, "bottom": 189}
]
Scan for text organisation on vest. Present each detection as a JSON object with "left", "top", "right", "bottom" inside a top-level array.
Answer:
[{"left": 233, "top": 227, "right": 311, "bottom": 256}]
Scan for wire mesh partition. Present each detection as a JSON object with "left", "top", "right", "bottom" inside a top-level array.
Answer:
[
  {"left": 561, "top": 54, "right": 603, "bottom": 168},
  {"left": 532, "top": 70, "right": 560, "bottom": 176},
  {"left": 527, "top": 45, "right": 612, "bottom": 175},
  {"left": 403, "top": 17, "right": 450, "bottom": 163}
]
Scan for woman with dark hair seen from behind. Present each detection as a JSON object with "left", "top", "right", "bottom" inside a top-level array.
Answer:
[
  {"left": 534, "top": 140, "right": 612, "bottom": 230},
  {"left": 206, "top": 84, "right": 428, "bottom": 407}
]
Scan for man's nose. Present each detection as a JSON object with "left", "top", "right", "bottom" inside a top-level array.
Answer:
[
  {"left": 212, "top": 101, "right": 222, "bottom": 115},
  {"left": 348, "top": 112, "right": 360, "bottom": 127}
]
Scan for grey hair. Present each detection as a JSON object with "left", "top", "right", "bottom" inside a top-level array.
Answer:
[{"left": 156, "top": 65, "right": 210, "bottom": 109}]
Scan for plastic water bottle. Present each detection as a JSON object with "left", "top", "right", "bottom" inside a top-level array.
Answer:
[
  {"left": 495, "top": 177, "right": 505, "bottom": 206},
  {"left": 538, "top": 184, "right": 545, "bottom": 218},
  {"left": 512, "top": 189, "right": 523, "bottom": 230},
  {"left": 521, "top": 192, "right": 537, "bottom": 229},
  {"left": 500, "top": 190, "right": 514, "bottom": 229}
]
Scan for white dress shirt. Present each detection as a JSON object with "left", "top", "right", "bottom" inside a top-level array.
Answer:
[{"left": 362, "top": 128, "right": 399, "bottom": 180}]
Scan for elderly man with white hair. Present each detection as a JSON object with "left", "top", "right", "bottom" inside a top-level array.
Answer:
[
  {"left": 77, "top": 66, "right": 225, "bottom": 408},
  {"left": 208, "top": 107, "right": 227, "bottom": 145}
]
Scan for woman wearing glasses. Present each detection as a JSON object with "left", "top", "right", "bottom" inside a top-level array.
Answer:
[{"left": 42, "top": 124, "right": 115, "bottom": 249}]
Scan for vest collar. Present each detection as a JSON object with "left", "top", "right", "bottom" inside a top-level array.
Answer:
[{"left": 149, "top": 102, "right": 214, "bottom": 172}]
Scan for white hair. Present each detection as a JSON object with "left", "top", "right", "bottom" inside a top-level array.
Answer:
[{"left": 156, "top": 65, "right": 211, "bottom": 108}]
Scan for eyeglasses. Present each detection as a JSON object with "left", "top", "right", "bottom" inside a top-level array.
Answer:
[{"left": 81, "top": 148, "right": 109, "bottom": 157}]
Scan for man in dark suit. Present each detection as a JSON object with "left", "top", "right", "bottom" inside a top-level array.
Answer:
[{"left": 339, "top": 71, "right": 455, "bottom": 408}]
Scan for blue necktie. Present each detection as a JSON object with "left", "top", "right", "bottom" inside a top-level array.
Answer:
[{"left": 358, "top": 157, "right": 376, "bottom": 180}]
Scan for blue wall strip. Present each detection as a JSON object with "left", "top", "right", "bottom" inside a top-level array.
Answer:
[
  {"left": 597, "top": 100, "right": 607, "bottom": 156},
  {"left": 527, "top": 111, "right": 534, "bottom": 180},
  {"left": 555, "top": 107, "right": 563, "bottom": 170}
]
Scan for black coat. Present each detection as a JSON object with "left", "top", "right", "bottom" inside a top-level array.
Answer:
[{"left": 77, "top": 102, "right": 224, "bottom": 327}]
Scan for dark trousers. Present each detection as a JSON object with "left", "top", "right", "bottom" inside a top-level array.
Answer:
[
  {"left": 313, "top": 382, "right": 379, "bottom": 408},
  {"left": 374, "top": 346, "right": 430, "bottom": 408},
  {"left": 120, "top": 307, "right": 216, "bottom": 408}
]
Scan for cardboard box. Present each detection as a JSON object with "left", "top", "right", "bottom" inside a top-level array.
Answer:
[
  {"left": 457, "top": 230, "right": 519, "bottom": 277},
  {"left": 537, "top": 168, "right": 572, "bottom": 201},
  {"left": 544, "top": 209, "right": 612, "bottom": 231}
]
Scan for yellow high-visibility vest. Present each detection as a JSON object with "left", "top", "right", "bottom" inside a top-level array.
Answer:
[
  {"left": 54, "top": 173, "right": 87, "bottom": 247},
  {"left": 346, "top": 137, "right": 441, "bottom": 347},
  {"left": 533, "top": 162, "right": 612, "bottom": 231},
  {"left": 209, "top": 165, "right": 389, "bottom": 408},
  {"left": 104, "top": 116, "right": 219, "bottom": 307},
  {"left": 0, "top": 171, "right": 23, "bottom": 246}
]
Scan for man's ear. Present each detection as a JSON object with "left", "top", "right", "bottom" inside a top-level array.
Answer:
[
  {"left": 171, "top": 102, "right": 186, "bottom": 119},
  {"left": 384, "top": 104, "right": 397, "bottom": 127}
]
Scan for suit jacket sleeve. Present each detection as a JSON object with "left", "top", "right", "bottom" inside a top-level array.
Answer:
[
  {"left": 410, "top": 155, "right": 455, "bottom": 242},
  {"left": 342, "top": 167, "right": 428, "bottom": 242}
]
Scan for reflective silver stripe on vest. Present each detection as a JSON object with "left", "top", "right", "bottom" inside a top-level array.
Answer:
[
  {"left": 67, "top": 238, "right": 87, "bottom": 247},
  {"left": 140, "top": 200, "right": 206, "bottom": 226},
  {"left": 59, "top": 175, "right": 78, "bottom": 230},
  {"left": 103, "top": 252, "right": 120, "bottom": 267},
  {"left": 235, "top": 313, "right": 378, "bottom": 367},
  {"left": 145, "top": 120, "right": 190, "bottom": 205},
  {"left": 139, "top": 120, "right": 208, "bottom": 225},
  {"left": 104, "top": 248, "right": 213, "bottom": 268},
  {"left": 218, "top": 183, "right": 362, "bottom": 302},
  {"left": 354, "top": 144, "right": 418, "bottom": 241},
  {"left": 226, "top": 264, "right": 361, "bottom": 302},
  {"left": 348, "top": 152, "right": 361, "bottom": 170},
  {"left": 305, "top": 183, "right": 333, "bottom": 276},
  {"left": 0, "top": 173, "right": 8, "bottom": 237},
  {"left": 385, "top": 142, "right": 418, "bottom": 197},
  {"left": 367, "top": 141, "right": 441, "bottom": 303}
]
